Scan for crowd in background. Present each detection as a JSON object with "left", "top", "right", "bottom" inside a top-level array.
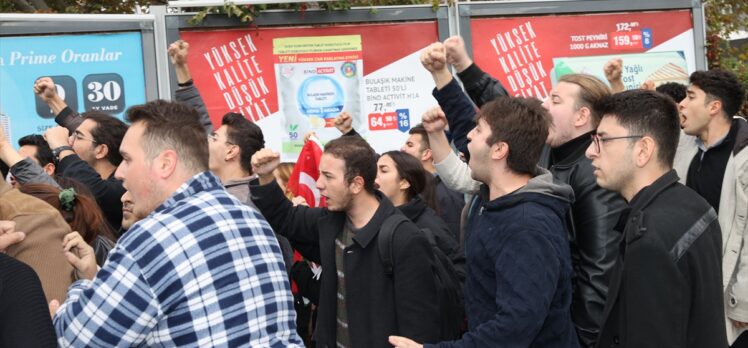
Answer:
[{"left": 0, "top": 35, "right": 746, "bottom": 348}]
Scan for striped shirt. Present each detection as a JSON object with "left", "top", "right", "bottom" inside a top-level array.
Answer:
[
  {"left": 335, "top": 220, "right": 356, "bottom": 348},
  {"left": 53, "top": 171, "right": 303, "bottom": 347}
]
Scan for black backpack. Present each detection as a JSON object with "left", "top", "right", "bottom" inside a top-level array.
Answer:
[{"left": 377, "top": 214, "right": 465, "bottom": 340}]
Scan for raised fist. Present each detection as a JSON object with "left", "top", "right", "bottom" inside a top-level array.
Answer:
[
  {"left": 444, "top": 36, "right": 472, "bottom": 72},
  {"left": 168, "top": 40, "right": 190, "bottom": 66},
  {"left": 251, "top": 148, "right": 281, "bottom": 178},
  {"left": 421, "top": 106, "right": 448, "bottom": 134},
  {"left": 334, "top": 112, "right": 353, "bottom": 134},
  {"left": 419, "top": 42, "right": 448, "bottom": 74},
  {"left": 33, "top": 77, "right": 59, "bottom": 103}
]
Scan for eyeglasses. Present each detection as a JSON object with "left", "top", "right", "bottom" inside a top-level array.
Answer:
[
  {"left": 70, "top": 131, "right": 97, "bottom": 145},
  {"left": 208, "top": 133, "right": 235, "bottom": 146},
  {"left": 590, "top": 133, "right": 643, "bottom": 153}
]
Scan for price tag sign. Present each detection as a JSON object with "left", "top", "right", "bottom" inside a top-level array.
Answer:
[
  {"left": 35, "top": 75, "right": 78, "bottom": 119},
  {"left": 83, "top": 73, "right": 126, "bottom": 113},
  {"left": 396, "top": 109, "right": 410, "bottom": 133},
  {"left": 368, "top": 112, "right": 398, "bottom": 131},
  {"left": 610, "top": 31, "right": 643, "bottom": 50}
]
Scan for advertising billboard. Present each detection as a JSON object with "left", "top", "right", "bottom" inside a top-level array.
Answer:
[
  {"left": 180, "top": 22, "right": 440, "bottom": 160},
  {"left": 0, "top": 32, "right": 147, "bottom": 147},
  {"left": 469, "top": 10, "right": 696, "bottom": 98}
]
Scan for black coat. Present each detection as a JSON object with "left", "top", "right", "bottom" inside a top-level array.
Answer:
[
  {"left": 251, "top": 181, "right": 441, "bottom": 348},
  {"left": 433, "top": 177, "right": 465, "bottom": 242},
  {"left": 398, "top": 196, "right": 465, "bottom": 283},
  {"left": 597, "top": 170, "right": 726, "bottom": 348},
  {"left": 542, "top": 134, "right": 628, "bottom": 347}
]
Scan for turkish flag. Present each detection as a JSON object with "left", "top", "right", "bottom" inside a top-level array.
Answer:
[
  {"left": 287, "top": 136, "right": 325, "bottom": 295},
  {"left": 287, "top": 136, "right": 327, "bottom": 208}
]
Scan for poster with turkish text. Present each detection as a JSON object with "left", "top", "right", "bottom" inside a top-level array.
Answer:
[
  {"left": 180, "top": 22, "right": 440, "bottom": 159},
  {"left": 273, "top": 35, "right": 364, "bottom": 160},
  {"left": 0, "top": 32, "right": 147, "bottom": 147},
  {"left": 553, "top": 51, "right": 689, "bottom": 90},
  {"left": 470, "top": 10, "right": 695, "bottom": 99}
]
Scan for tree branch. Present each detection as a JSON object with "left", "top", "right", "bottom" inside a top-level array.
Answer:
[{"left": 10, "top": 0, "right": 36, "bottom": 12}]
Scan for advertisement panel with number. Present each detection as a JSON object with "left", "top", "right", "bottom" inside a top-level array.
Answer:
[
  {"left": 469, "top": 10, "right": 695, "bottom": 99},
  {"left": 180, "top": 22, "right": 439, "bottom": 161},
  {"left": 0, "top": 32, "right": 147, "bottom": 148}
]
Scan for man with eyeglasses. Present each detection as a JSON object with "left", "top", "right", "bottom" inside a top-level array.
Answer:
[
  {"left": 31, "top": 77, "right": 128, "bottom": 234},
  {"left": 586, "top": 89, "right": 726, "bottom": 348},
  {"left": 419, "top": 38, "right": 627, "bottom": 347}
]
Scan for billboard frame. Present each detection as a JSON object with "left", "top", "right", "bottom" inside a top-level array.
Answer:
[
  {"left": 0, "top": 13, "right": 161, "bottom": 102},
  {"left": 162, "top": 5, "right": 451, "bottom": 97}
]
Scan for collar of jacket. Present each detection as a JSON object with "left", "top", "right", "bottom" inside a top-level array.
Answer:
[
  {"left": 318, "top": 190, "right": 396, "bottom": 249},
  {"left": 550, "top": 131, "right": 594, "bottom": 167},
  {"left": 476, "top": 166, "right": 574, "bottom": 216},
  {"left": 156, "top": 171, "right": 223, "bottom": 214},
  {"left": 223, "top": 175, "right": 256, "bottom": 188},
  {"left": 731, "top": 117, "right": 748, "bottom": 156},
  {"left": 627, "top": 169, "right": 680, "bottom": 216},
  {"left": 397, "top": 196, "right": 427, "bottom": 222}
]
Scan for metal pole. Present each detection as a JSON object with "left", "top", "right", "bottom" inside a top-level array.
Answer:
[
  {"left": 151, "top": 5, "right": 172, "bottom": 100},
  {"left": 692, "top": 0, "right": 708, "bottom": 70}
]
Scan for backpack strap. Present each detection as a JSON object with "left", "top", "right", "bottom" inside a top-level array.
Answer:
[
  {"left": 378, "top": 214, "right": 410, "bottom": 277},
  {"left": 420, "top": 228, "right": 437, "bottom": 247}
]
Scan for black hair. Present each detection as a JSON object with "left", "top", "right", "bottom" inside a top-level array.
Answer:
[
  {"left": 689, "top": 69, "right": 746, "bottom": 118},
  {"left": 595, "top": 89, "right": 680, "bottom": 167},
  {"left": 655, "top": 82, "right": 687, "bottom": 104},
  {"left": 82, "top": 111, "right": 128, "bottom": 166},
  {"left": 18, "top": 134, "right": 54, "bottom": 166},
  {"left": 221, "top": 112, "right": 265, "bottom": 174}
]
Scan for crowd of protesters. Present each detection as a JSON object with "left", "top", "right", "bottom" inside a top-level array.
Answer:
[{"left": 0, "top": 34, "right": 746, "bottom": 348}]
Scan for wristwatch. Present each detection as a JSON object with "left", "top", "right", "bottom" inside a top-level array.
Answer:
[{"left": 52, "top": 145, "right": 74, "bottom": 161}]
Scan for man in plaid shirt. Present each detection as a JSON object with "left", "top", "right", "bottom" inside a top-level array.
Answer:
[{"left": 51, "top": 100, "right": 302, "bottom": 347}]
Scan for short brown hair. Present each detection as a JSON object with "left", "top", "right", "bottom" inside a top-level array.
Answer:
[
  {"left": 324, "top": 135, "right": 377, "bottom": 194},
  {"left": 477, "top": 97, "right": 551, "bottom": 175},
  {"left": 408, "top": 124, "right": 430, "bottom": 151},
  {"left": 558, "top": 74, "right": 611, "bottom": 128},
  {"left": 125, "top": 100, "right": 209, "bottom": 173}
]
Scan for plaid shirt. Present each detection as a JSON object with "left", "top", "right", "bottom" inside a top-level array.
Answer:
[{"left": 53, "top": 172, "right": 302, "bottom": 347}]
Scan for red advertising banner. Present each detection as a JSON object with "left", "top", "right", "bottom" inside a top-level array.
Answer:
[
  {"left": 180, "top": 22, "right": 438, "bottom": 127},
  {"left": 470, "top": 10, "right": 694, "bottom": 99}
]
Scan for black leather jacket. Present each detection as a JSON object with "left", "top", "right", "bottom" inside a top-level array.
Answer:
[
  {"left": 543, "top": 135, "right": 627, "bottom": 347},
  {"left": 453, "top": 65, "right": 627, "bottom": 347}
]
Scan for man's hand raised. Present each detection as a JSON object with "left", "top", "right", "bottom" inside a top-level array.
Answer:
[
  {"left": 421, "top": 106, "right": 448, "bottom": 134},
  {"left": 168, "top": 40, "right": 190, "bottom": 66},
  {"left": 334, "top": 112, "right": 353, "bottom": 135},
  {"left": 251, "top": 148, "right": 281, "bottom": 185},
  {"left": 419, "top": 42, "right": 448, "bottom": 74},
  {"left": 444, "top": 35, "right": 473, "bottom": 73},
  {"left": 33, "top": 77, "right": 68, "bottom": 116},
  {"left": 603, "top": 58, "right": 625, "bottom": 93}
]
